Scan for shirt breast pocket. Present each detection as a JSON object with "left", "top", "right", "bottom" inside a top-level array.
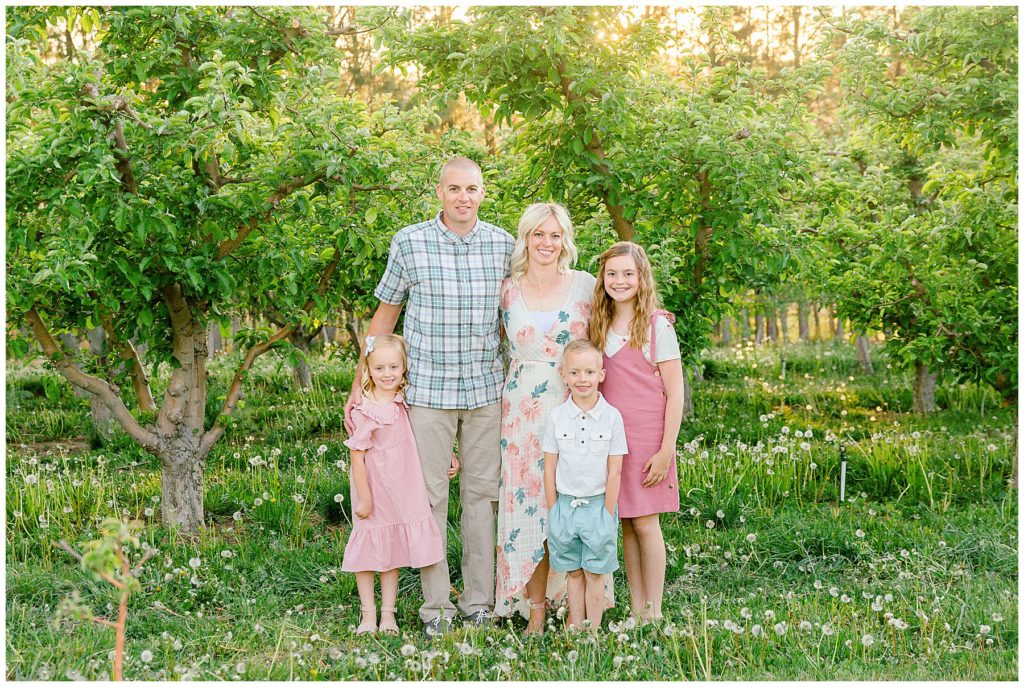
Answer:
[
  {"left": 591, "top": 431, "right": 612, "bottom": 452},
  {"left": 556, "top": 430, "right": 577, "bottom": 453}
]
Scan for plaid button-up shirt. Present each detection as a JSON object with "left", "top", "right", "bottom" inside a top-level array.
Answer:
[{"left": 375, "top": 212, "right": 514, "bottom": 410}]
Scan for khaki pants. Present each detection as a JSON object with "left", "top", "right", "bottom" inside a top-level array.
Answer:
[{"left": 408, "top": 403, "right": 501, "bottom": 622}]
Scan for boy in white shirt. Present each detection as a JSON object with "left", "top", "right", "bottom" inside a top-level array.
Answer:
[{"left": 543, "top": 339, "right": 628, "bottom": 631}]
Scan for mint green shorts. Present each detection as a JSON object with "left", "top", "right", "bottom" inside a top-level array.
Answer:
[{"left": 548, "top": 492, "right": 619, "bottom": 574}]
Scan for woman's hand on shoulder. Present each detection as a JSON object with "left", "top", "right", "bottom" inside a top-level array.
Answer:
[{"left": 641, "top": 449, "right": 674, "bottom": 488}]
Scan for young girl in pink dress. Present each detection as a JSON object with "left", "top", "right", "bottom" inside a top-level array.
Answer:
[
  {"left": 342, "top": 334, "right": 446, "bottom": 635},
  {"left": 589, "top": 242, "right": 684, "bottom": 623}
]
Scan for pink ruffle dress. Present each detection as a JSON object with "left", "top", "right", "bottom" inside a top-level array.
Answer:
[{"left": 341, "top": 394, "right": 444, "bottom": 572}]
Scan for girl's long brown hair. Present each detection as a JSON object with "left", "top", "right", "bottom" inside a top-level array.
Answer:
[{"left": 589, "top": 241, "right": 660, "bottom": 352}]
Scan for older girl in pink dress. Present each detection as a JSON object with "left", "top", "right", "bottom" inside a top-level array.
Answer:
[
  {"left": 590, "top": 242, "right": 684, "bottom": 623},
  {"left": 342, "top": 334, "right": 446, "bottom": 635}
]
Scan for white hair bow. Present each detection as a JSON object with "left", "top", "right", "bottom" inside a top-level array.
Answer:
[{"left": 364, "top": 336, "right": 376, "bottom": 356}]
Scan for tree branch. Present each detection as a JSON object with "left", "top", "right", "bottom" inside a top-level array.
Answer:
[
  {"left": 214, "top": 172, "right": 324, "bottom": 259},
  {"left": 201, "top": 247, "right": 343, "bottom": 453},
  {"left": 99, "top": 313, "right": 157, "bottom": 413},
  {"left": 25, "top": 309, "right": 159, "bottom": 452}
]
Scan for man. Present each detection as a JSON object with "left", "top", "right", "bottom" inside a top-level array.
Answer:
[{"left": 344, "top": 157, "right": 514, "bottom": 638}]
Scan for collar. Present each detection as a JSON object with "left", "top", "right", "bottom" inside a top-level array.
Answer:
[
  {"left": 565, "top": 393, "right": 609, "bottom": 420},
  {"left": 434, "top": 211, "right": 480, "bottom": 244}
]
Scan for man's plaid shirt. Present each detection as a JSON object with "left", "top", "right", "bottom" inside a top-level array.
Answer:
[{"left": 375, "top": 212, "right": 514, "bottom": 410}]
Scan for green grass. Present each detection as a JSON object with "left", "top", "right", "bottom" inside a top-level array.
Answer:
[{"left": 5, "top": 340, "right": 1017, "bottom": 680}]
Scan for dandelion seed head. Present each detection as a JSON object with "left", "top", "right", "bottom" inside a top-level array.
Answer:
[
  {"left": 861, "top": 633, "right": 874, "bottom": 647},
  {"left": 140, "top": 649, "right": 153, "bottom": 663}
]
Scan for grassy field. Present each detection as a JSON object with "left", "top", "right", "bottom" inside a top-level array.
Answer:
[{"left": 5, "top": 340, "right": 1018, "bottom": 680}]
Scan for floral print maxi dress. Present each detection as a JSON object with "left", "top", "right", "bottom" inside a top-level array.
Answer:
[{"left": 495, "top": 270, "right": 598, "bottom": 618}]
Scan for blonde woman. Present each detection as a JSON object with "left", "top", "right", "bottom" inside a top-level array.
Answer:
[{"left": 494, "top": 203, "right": 602, "bottom": 636}]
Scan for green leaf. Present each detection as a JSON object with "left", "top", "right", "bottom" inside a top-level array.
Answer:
[{"left": 43, "top": 375, "right": 63, "bottom": 402}]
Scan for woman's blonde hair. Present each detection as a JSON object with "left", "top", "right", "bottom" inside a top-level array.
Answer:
[
  {"left": 589, "top": 241, "right": 660, "bottom": 352},
  {"left": 508, "top": 202, "right": 578, "bottom": 284},
  {"left": 361, "top": 334, "right": 409, "bottom": 398}
]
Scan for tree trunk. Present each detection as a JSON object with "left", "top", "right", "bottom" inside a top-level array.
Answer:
[
  {"left": 913, "top": 362, "right": 936, "bottom": 414},
  {"left": 797, "top": 301, "right": 810, "bottom": 341},
  {"left": 755, "top": 312, "right": 766, "bottom": 346},
  {"left": 1011, "top": 411, "right": 1018, "bottom": 489},
  {"left": 86, "top": 326, "right": 120, "bottom": 444},
  {"left": 834, "top": 315, "right": 845, "bottom": 342},
  {"left": 813, "top": 305, "right": 821, "bottom": 340},
  {"left": 346, "top": 311, "right": 370, "bottom": 352},
  {"left": 207, "top": 320, "right": 222, "bottom": 359},
  {"left": 720, "top": 315, "right": 732, "bottom": 346},
  {"left": 59, "top": 333, "right": 91, "bottom": 399},
  {"left": 766, "top": 307, "right": 778, "bottom": 342},
  {"left": 159, "top": 441, "right": 206, "bottom": 532},
  {"left": 778, "top": 303, "right": 788, "bottom": 344},
  {"left": 828, "top": 307, "right": 836, "bottom": 337},
  {"left": 157, "top": 285, "right": 212, "bottom": 531},
  {"left": 229, "top": 315, "right": 241, "bottom": 352},
  {"left": 290, "top": 331, "right": 313, "bottom": 392},
  {"left": 854, "top": 331, "right": 874, "bottom": 374},
  {"left": 90, "top": 395, "right": 119, "bottom": 445}
]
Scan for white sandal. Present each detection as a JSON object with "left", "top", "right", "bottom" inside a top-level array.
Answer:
[{"left": 355, "top": 606, "right": 377, "bottom": 635}]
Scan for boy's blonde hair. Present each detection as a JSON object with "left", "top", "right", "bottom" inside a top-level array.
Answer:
[
  {"left": 589, "top": 241, "right": 660, "bottom": 352},
  {"left": 562, "top": 338, "right": 603, "bottom": 364},
  {"left": 361, "top": 334, "right": 409, "bottom": 398}
]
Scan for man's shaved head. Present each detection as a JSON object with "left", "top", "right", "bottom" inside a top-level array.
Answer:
[{"left": 439, "top": 157, "right": 483, "bottom": 186}]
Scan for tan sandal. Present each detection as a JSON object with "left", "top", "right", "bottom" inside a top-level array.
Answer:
[
  {"left": 356, "top": 606, "right": 377, "bottom": 635},
  {"left": 522, "top": 599, "right": 546, "bottom": 638},
  {"left": 379, "top": 606, "right": 399, "bottom": 636}
]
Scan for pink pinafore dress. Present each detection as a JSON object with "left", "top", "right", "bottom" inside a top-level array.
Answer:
[{"left": 600, "top": 312, "right": 680, "bottom": 518}]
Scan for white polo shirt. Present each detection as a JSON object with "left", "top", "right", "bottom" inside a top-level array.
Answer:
[{"left": 542, "top": 393, "right": 628, "bottom": 498}]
